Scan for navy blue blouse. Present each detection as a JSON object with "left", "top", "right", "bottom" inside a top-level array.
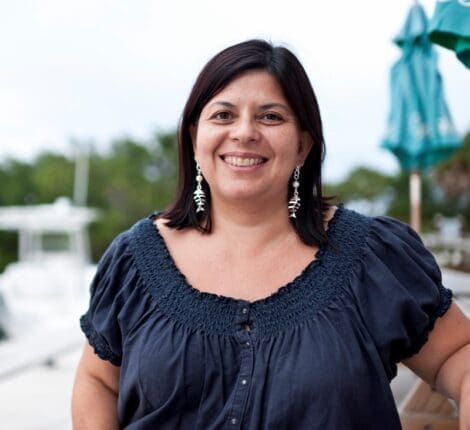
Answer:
[{"left": 80, "top": 206, "right": 452, "bottom": 429}]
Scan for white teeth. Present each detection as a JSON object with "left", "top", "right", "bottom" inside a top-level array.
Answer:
[{"left": 224, "top": 156, "right": 264, "bottom": 167}]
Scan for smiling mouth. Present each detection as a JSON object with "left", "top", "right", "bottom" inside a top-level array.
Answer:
[{"left": 221, "top": 155, "right": 267, "bottom": 167}]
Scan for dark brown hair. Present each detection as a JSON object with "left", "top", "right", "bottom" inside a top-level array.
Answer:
[{"left": 163, "top": 39, "right": 330, "bottom": 246}]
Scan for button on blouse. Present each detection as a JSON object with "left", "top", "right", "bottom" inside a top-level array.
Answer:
[{"left": 80, "top": 206, "right": 452, "bottom": 429}]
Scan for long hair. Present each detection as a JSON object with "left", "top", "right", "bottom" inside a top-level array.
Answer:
[{"left": 163, "top": 39, "right": 331, "bottom": 246}]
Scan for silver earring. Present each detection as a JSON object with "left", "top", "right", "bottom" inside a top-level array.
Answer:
[
  {"left": 193, "top": 162, "right": 206, "bottom": 213},
  {"left": 288, "top": 166, "right": 301, "bottom": 218}
]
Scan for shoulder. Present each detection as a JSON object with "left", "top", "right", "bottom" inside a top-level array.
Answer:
[
  {"left": 340, "top": 207, "right": 450, "bottom": 309},
  {"left": 126, "top": 214, "right": 165, "bottom": 252},
  {"left": 325, "top": 205, "right": 372, "bottom": 248},
  {"left": 327, "top": 206, "right": 441, "bottom": 276},
  {"left": 98, "top": 217, "right": 150, "bottom": 261},
  {"left": 331, "top": 205, "right": 421, "bottom": 245},
  {"left": 92, "top": 215, "right": 156, "bottom": 284},
  {"left": 81, "top": 215, "right": 158, "bottom": 366}
]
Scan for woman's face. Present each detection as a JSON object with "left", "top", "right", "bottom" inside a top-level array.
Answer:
[{"left": 191, "top": 70, "right": 312, "bottom": 209}]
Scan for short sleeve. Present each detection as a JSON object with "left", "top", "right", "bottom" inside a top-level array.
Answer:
[
  {"left": 350, "top": 216, "right": 452, "bottom": 380},
  {"left": 80, "top": 231, "right": 137, "bottom": 366}
]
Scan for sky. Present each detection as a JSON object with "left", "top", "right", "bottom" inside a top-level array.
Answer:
[{"left": 0, "top": 0, "right": 469, "bottom": 182}]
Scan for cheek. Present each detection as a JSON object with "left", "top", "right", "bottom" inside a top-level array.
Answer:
[
  {"left": 270, "top": 135, "right": 302, "bottom": 162},
  {"left": 192, "top": 135, "right": 221, "bottom": 182},
  {"left": 193, "top": 128, "right": 222, "bottom": 158}
]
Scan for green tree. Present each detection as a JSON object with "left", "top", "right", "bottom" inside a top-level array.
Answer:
[
  {"left": 86, "top": 131, "right": 178, "bottom": 260},
  {"left": 0, "top": 159, "right": 35, "bottom": 270},
  {"left": 0, "top": 130, "right": 179, "bottom": 269},
  {"left": 325, "top": 167, "right": 394, "bottom": 202},
  {"left": 0, "top": 159, "right": 34, "bottom": 205},
  {"left": 429, "top": 133, "right": 470, "bottom": 231},
  {"left": 385, "top": 171, "right": 449, "bottom": 229},
  {"left": 31, "top": 153, "right": 75, "bottom": 203},
  {"left": 432, "top": 132, "right": 470, "bottom": 207}
]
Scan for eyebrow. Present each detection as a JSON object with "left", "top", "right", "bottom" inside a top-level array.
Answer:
[
  {"left": 259, "top": 103, "right": 291, "bottom": 113},
  {"left": 208, "top": 101, "right": 236, "bottom": 109},
  {"left": 207, "top": 101, "right": 291, "bottom": 113}
]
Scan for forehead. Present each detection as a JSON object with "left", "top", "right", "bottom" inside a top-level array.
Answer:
[{"left": 206, "top": 70, "right": 288, "bottom": 106}]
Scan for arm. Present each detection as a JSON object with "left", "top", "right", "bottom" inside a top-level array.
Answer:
[
  {"left": 72, "top": 342, "right": 121, "bottom": 430},
  {"left": 403, "top": 302, "right": 470, "bottom": 428}
]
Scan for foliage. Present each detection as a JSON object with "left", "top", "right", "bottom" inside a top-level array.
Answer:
[
  {"left": 86, "top": 132, "right": 178, "bottom": 260},
  {"left": 325, "top": 167, "right": 394, "bottom": 202},
  {"left": 0, "top": 159, "right": 34, "bottom": 206},
  {"left": 0, "top": 232, "right": 17, "bottom": 275},
  {"left": 0, "top": 131, "right": 178, "bottom": 271},
  {"left": 384, "top": 171, "right": 461, "bottom": 230},
  {"left": 432, "top": 132, "right": 470, "bottom": 206},
  {"left": 429, "top": 132, "right": 470, "bottom": 231},
  {"left": 325, "top": 132, "right": 470, "bottom": 231}
]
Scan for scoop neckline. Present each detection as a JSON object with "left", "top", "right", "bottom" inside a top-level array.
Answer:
[{"left": 147, "top": 205, "right": 344, "bottom": 307}]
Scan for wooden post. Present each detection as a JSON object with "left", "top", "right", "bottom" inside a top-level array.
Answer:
[{"left": 410, "top": 170, "right": 421, "bottom": 234}]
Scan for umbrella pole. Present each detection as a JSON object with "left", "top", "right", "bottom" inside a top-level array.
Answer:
[{"left": 410, "top": 170, "right": 422, "bottom": 233}]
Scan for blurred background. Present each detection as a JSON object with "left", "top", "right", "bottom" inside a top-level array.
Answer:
[{"left": 0, "top": 1, "right": 469, "bottom": 429}]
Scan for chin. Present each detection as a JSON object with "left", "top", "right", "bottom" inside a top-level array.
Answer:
[{"left": 217, "top": 186, "right": 275, "bottom": 205}]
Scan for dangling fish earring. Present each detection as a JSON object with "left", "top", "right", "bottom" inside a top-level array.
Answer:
[
  {"left": 288, "top": 166, "right": 301, "bottom": 218},
  {"left": 193, "top": 162, "right": 206, "bottom": 213}
]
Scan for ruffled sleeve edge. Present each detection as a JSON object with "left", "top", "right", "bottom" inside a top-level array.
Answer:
[
  {"left": 356, "top": 215, "right": 454, "bottom": 363},
  {"left": 80, "top": 313, "right": 121, "bottom": 366},
  {"left": 400, "top": 285, "right": 453, "bottom": 360}
]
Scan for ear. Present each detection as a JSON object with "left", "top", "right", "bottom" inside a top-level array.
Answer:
[{"left": 297, "top": 132, "right": 314, "bottom": 165}]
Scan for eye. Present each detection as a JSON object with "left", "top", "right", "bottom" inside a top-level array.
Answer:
[
  {"left": 260, "top": 112, "right": 283, "bottom": 122},
  {"left": 212, "top": 111, "right": 232, "bottom": 121}
]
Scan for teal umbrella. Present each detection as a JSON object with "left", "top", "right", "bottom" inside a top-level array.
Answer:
[
  {"left": 429, "top": 0, "right": 470, "bottom": 68},
  {"left": 381, "top": 2, "right": 462, "bottom": 231}
]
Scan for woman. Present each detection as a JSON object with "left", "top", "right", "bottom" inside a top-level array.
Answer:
[{"left": 72, "top": 40, "right": 470, "bottom": 429}]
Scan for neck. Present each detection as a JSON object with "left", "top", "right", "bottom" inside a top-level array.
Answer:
[{"left": 208, "top": 196, "right": 298, "bottom": 255}]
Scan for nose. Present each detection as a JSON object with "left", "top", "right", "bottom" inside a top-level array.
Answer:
[{"left": 229, "top": 116, "right": 260, "bottom": 143}]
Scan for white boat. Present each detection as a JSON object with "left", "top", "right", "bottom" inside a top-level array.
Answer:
[{"left": 0, "top": 197, "right": 98, "bottom": 378}]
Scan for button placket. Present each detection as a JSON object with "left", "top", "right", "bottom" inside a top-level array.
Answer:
[
  {"left": 226, "top": 343, "right": 253, "bottom": 429},
  {"left": 225, "top": 302, "right": 255, "bottom": 429},
  {"left": 234, "top": 302, "right": 253, "bottom": 333}
]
